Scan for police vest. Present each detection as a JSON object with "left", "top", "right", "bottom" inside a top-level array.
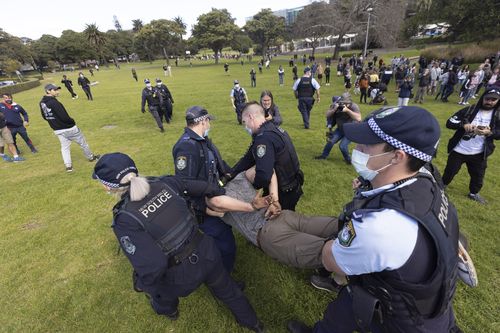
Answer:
[
  {"left": 297, "top": 76, "right": 315, "bottom": 98},
  {"left": 260, "top": 123, "right": 303, "bottom": 192},
  {"left": 339, "top": 174, "right": 459, "bottom": 328},
  {"left": 143, "top": 88, "right": 161, "bottom": 106},
  {"left": 113, "top": 178, "right": 196, "bottom": 255},
  {"left": 233, "top": 88, "right": 246, "bottom": 105}
]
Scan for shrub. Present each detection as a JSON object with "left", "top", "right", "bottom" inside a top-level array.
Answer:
[
  {"left": 420, "top": 40, "right": 500, "bottom": 63},
  {"left": 0, "top": 78, "right": 41, "bottom": 95}
]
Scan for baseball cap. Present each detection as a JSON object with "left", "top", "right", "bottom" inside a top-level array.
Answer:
[
  {"left": 92, "top": 153, "right": 138, "bottom": 188},
  {"left": 44, "top": 83, "right": 61, "bottom": 91},
  {"left": 144, "top": 78, "right": 150, "bottom": 84},
  {"left": 339, "top": 92, "right": 352, "bottom": 104},
  {"left": 304, "top": 67, "right": 311, "bottom": 73},
  {"left": 155, "top": 78, "right": 162, "bottom": 83},
  {"left": 343, "top": 106, "right": 440, "bottom": 162},
  {"left": 234, "top": 80, "right": 239, "bottom": 85},
  {"left": 483, "top": 88, "right": 500, "bottom": 100},
  {"left": 185, "top": 106, "right": 215, "bottom": 123}
]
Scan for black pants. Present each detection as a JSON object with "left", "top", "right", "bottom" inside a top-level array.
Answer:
[
  {"left": 235, "top": 104, "right": 245, "bottom": 124},
  {"left": 159, "top": 101, "right": 172, "bottom": 123},
  {"left": 325, "top": 74, "right": 330, "bottom": 84},
  {"left": 148, "top": 105, "right": 164, "bottom": 129},
  {"left": 442, "top": 151, "right": 487, "bottom": 194},
  {"left": 147, "top": 235, "right": 258, "bottom": 329},
  {"left": 65, "top": 86, "right": 77, "bottom": 97},
  {"left": 298, "top": 97, "right": 315, "bottom": 129},
  {"left": 9, "top": 126, "right": 36, "bottom": 153},
  {"left": 82, "top": 86, "right": 93, "bottom": 100},
  {"left": 279, "top": 185, "right": 303, "bottom": 211},
  {"left": 360, "top": 87, "right": 368, "bottom": 103}
]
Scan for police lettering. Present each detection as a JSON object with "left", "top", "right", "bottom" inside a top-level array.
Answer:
[
  {"left": 438, "top": 189, "right": 449, "bottom": 228},
  {"left": 140, "top": 190, "right": 173, "bottom": 218}
]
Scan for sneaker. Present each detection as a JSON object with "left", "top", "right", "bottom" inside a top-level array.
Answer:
[
  {"left": 88, "top": 154, "right": 101, "bottom": 162},
  {"left": 160, "top": 127, "right": 165, "bottom": 133},
  {"left": 457, "top": 240, "right": 478, "bottom": 287},
  {"left": 314, "top": 155, "right": 326, "bottom": 160},
  {"left": 287, "top": 320, "right": 312, "bottom": 333},
  {"left": 12, "top": 156, "right": 25, "bottom": 162},
  {"left": 66, "top": 166, "right": 73, "bottom": 172},
  {"left": 310, "top": 274, "right": 341, "bottom": 292},
  {"left": 467, "top": 193, "right": 487, "bottom": 205},
  {"left": 1, "top": 155, "right": 12, "bottom": 162},
  {"left": 31, "top": 148, "right": 38, "bottom": 153},
  {"left": 75, "top": 95, "right": 79, "bottom": 99}
]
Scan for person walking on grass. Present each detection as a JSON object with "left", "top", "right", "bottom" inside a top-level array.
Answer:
[
  {"left": 39, "top": 84, "right": 99, "bottom": 172},
  {"left": 1, "top": 93, "right": 38, "bottom": 154}
]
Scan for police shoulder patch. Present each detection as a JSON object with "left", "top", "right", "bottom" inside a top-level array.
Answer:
[
  {"left": 176, "top": 156, "right": 187, "bottom": 170},
  {"left": 120, "top": 236, "right": 136, "bottom": 255},
  {"left": 338, "top": 220, "right": 357, "bottom": 247},
  {"left": 256, "top": 144, "right": 266, "bottom": 158}
]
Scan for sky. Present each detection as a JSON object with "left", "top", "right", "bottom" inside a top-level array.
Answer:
[{"left": 2, "top": 0, "right": 312, "bottom": 40}]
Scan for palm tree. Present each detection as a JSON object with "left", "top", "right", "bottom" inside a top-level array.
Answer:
[
  {"left": 132, "top": 19, "right": 144, "bottom": 33},
  {"left": 84, "top": 23, "right": 107, "bottom": 64},
  {"left": 173, "top": 16, "right": 187, "bottom": 40}
]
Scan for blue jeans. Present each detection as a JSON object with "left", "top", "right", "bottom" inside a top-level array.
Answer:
[{"left": 320, "top": 128, "right": 351, "bottom": 162}]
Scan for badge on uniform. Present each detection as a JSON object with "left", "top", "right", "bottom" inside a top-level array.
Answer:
[
  {"left": 176, "top": 156, "right": 187, "bottom": 170},
  {"left": 338, "top": 220, "right": 356, "bottom": 247},
  {"left": 256, "top": 144, "right": 266, "bottom": 158},
  {"left": 120, "top": 236, "right": 136, "bottom": 255}
]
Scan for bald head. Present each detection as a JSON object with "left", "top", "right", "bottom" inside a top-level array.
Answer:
[{"left": 242, "top": 102, "right": 265, "bottom": 119}]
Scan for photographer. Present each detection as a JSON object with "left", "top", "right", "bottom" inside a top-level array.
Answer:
[{"left": 314, "top": 93, "right": 361, "bottom": 163}]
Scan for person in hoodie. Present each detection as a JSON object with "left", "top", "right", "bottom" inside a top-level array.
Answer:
[
  {"left": 39, "top": 84, "right": 100, "bottom": 172},
  {"left": 61, "top": 75, "right": 78, "bottom": 99},
  {"left": 0, "top": 93, "right": 38, "bottom": 154},
  {"left": 442, "top": 88, "right": 500, "bottom": 204},
  {"left": 77, "top": 72, "right": 93, "bottom": 100}
]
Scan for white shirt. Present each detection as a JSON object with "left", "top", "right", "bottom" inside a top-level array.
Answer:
[
  {"left": 454, "top": 109, "right": 493, "bottom": 155},
  {"left": 332, "top": 181, "right": 419, "bottom": 276},
  {"left": 292, "top": 76, "right": 321, "bottom": 91}
]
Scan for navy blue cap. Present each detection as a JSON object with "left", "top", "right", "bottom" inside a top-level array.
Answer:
[
  {"left": 92, "top": 153, "right": 138, "bottom": 188},
  {"left": 484, "top": 88, "right": 500, "bottom": 100},
  {"left": 304, "top": 67, "right": 311, "bottom": 73},
  {"left": 144, "top": 78, "right": 150, "bottom": 84},
  {"left": 343, "top": 106, "right": 440, "bottom": 162},
  {"left": 185, "top": 106, "right": 215, "bottom": 123}
]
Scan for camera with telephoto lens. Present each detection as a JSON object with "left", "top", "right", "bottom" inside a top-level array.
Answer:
[{"left": 336, "top": 103, "right": 346, "bottom": 113}]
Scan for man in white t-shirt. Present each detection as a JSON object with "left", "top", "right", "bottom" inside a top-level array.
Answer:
[
  {"left": 288, "top": 106, "right": 461, "bottom": 333},
  {"left": 442, "top": 88, "right": 500, "bottom": 204}
]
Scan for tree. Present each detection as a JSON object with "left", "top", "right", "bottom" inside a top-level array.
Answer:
[
  {"left": 105, "top": 30, "right": 134, "bottom": 59},
  {"left": 231, "top": 32, "right": 253, "bottom": 54},
  {"left": 134, "top": 19, "right": 183, "bottom": 63},
  {"left": 30, "top": 34, "right": 59, "bottom": 67},
  {"left": 57, "top": 30, "right": 95, "bottom": 63},
  {"left": 244, "top": 9, "right": 285, "bottom": 58},
  {"left": 191, "top": 8, "right": 239, "bottom": 63},
  {"left": 0, "top": 29, "right": 31, "bottom": 66},
  {"left": 84, "top": 23, "right": 107, "bottom": 64},
  {"left": 132, "top": 19, "right": 144, "bottom": 33},
  {"left": 173, "top": 16, "right": 187, "bottom": 40},
  {"left": 293, "top": 2, "right": 335, "bottom": 57}
]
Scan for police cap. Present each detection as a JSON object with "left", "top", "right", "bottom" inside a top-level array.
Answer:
[{"left": 92, "top": 153, "right": 138, "bottom": 188}]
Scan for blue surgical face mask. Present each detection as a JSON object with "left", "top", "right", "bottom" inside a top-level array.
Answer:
[
  {"left": 351, "top": 149, "right": 394, "bottom": 181},
  {"left": 203, "top": 128, "right": 210, "bottom": 137}
]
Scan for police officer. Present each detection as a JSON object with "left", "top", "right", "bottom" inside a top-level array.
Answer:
[
  {"left": 293, "top": 67, "right": 320, "bottom": 129},
  {"left": 288, "top": 106, "right": 461, "bottom": 333},
  {"left": 141, "top": 78, "right": 164, "bottom": 132},
  {"left": 155, "top": 78, "right": 174, "bottom": 123},
  {"left": 92, "top": 153, "right": 264, "bottom": 332},
  {"left": 230, "top": 80, "right": 248, "bottom": 125},
  {"left": 172, "top": 106, "right": 237, "bottom": 272},
  {"left": 230, "top": 102, "right": 304, "bottom": 211}
]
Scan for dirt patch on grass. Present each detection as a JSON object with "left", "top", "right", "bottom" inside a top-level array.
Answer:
[
  {"left": 101, "top": 125, "right": 117, "bottom": 130},
  {"left": 21, "top": 222, "right": 45, "bottom": 230}
]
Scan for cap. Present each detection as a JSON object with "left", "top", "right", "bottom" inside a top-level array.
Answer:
[
  {"left": 144, "top": 78, "right": 150, "bottom": 84},
  {"left": 155, "top": 78, "right": 162, "bottom": 83},
  {"left": 332, "top": 96, "right": 341, "bottom": 104},
  {"left": 483, "top": 88, "right": 500, "bottom": 100},
  {"left": 44, "top": 83, "right": 61, "bottom": 91},
  {"left": 234, "top": 80, "right": 239, "bottom": 85},
  {"left": 304, "top": 67, "right": 311, "bottom": 73},
  {"left": 185, "top": 106, "right": 215, "bottom": 123},
  {"left": 92, "top": 153, "right": 138, "bottom": 188},
  {"left": 339, "top": 92, "right": 352, "bottom": 104},
  {"left": 343, "top": 106, "right": 440, "bottom": 162}
]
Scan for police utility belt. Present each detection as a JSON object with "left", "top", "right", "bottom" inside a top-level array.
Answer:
[{"left": 167, "top": 229, "right": 204, "bottom": 268}]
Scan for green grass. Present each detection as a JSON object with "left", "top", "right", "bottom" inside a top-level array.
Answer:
[{"left": 1, "top": 53, "right": 499, "bottom": 333}]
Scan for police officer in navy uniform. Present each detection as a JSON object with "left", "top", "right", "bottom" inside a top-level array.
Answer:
[
  {"left": 155, "top": 78, "right": 174, "bottom": 124},
  {"left": 230, "top": 80, "right": 248, "bottom": 125},
  {"left": 230, "top": 102, "right": 304, "bottom": 211},
  {"left": 288, "top": 106, "right": 462, "bottom": 333},
  {"left": 92, "top": 153, "right": 265, "bottom": 332},
  {"left": 141, "top": 78, "right": 165, "bottom": 132},
  {"left": 172, "top": 106, "right": 238, "bottom": 272},
  {"left": 293, "top": 67, "right": 320, "bottom": 129}
]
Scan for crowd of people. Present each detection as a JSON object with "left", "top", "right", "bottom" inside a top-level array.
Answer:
[{"left": 2, "top": 50, "right": 498, "bottom": 332}]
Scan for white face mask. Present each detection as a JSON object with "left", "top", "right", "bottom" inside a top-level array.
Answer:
[
  {"left": 245, "top": 125, "right": 253, "bottom": 135},
  {"left": 146, "top": 83, "right": 151, "bottom": 88},
  {"left": 203, "top": 128, "right": 210, "bottom": 137},
  {"left": 235, "top": 84, "right": 240, "bottom": 89},
  {"left": 351, "top": 149, "right": 394, "bottom": 181}
]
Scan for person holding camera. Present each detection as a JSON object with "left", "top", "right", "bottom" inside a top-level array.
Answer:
[
  {"left": 442, "top": 88, "right": 500, "bottom": 204},
  {"left": 314, "top": 93, "right": 361, "bottom": 163}
]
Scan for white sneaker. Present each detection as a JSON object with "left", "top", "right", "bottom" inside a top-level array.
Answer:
[{"left": 457, "top": 240, "right": 478, "bottom": 287}]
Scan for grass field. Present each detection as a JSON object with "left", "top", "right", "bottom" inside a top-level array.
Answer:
[{"left": 1, "top": 52, "right": 499, "bottom": 333}]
